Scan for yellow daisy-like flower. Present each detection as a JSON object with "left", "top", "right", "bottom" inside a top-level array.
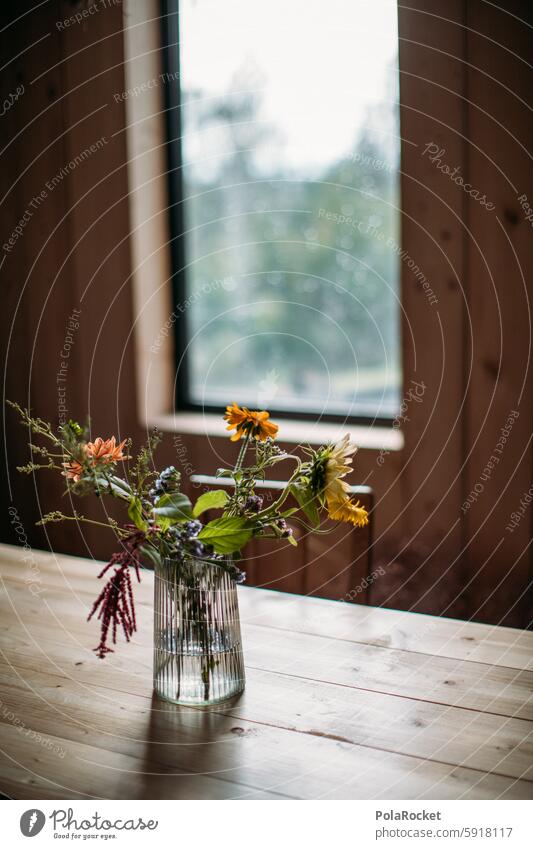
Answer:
[
  {"left": 323, "top": 434, "right": 358, "bottom": 504},
  {"left": 307, "top": 435, "right": 368, "bottom": 527},
  {"left": 224, "top": 402, "right": 279, "bottom": 442},
  {"left": 327, "top": 497, "right": 369, "bottom": 528}
]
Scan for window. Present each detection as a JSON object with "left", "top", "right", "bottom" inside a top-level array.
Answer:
[{"left": 164, "top": 0, "right": 401, "bottom": 422}]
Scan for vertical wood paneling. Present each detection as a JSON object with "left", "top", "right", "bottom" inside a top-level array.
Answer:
[
  {"left": 463, "top": 0, "right": 533, "bottom": 626},
  {"left": 386, "top": 0, "right": 467, "bottom": 616},
  {"left": 58, "top": 0, "right": 139, "bottom": 440},
  {"left": 1, "top": 1, "right": 139, "bottom": 560},
  {"left": 1, "top": 1, "right": 84, "bottom": 552},
  {"left": 56, "top": 0, "right": 141, "bottom": 558}
]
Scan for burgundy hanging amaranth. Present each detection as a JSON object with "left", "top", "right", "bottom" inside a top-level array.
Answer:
[{"left": 88, "top": 527, "right": 145, "bottom": 658}]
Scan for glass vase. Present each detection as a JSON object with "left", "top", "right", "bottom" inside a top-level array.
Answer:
[{"left": 153, "top": 555, "right": 246, "bottom": 706}]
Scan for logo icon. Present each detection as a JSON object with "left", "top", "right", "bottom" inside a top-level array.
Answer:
[{"left": 20, "top": 810, "right": 46, "bottom": 837}]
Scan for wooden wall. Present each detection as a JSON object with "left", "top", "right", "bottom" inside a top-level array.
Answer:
[
  {"left": 0, "top": 0, "right": 139, "bottom": 560},
  {"left": 462, "top": 1, "right": 533, "bottom": 625},
  {"left": 1, "top": 1, "right": 532, "bottom": 626}
]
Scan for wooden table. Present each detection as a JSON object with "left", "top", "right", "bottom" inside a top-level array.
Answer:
[{"left": 0, "top": 543, "right": 532, "bottom": 800}]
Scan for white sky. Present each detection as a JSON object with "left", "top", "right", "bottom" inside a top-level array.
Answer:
[{"left": 180, "top": 0, "right": 399, "bottom": 173}]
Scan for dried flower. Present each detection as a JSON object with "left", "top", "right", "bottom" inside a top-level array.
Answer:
[{"left": 87, "top": 527, "right": 144, "bottom": 658}]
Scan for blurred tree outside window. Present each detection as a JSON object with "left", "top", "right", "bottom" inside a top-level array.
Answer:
[{"left": 174, "top": 0, "right": 401, "bottom": 419}]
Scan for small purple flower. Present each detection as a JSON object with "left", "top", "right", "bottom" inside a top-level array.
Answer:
[
  {"left": 190, "top": 540, "right": 206, "bottom": 557},
  {"left": 185, "top": 519, "right": 203, "bottom": 538},
  {"left": 245, "top": 495, "right": 263, "bottom": 513},
  {"left": 276, "top": 518, "right": 292, "bottom": 538}
]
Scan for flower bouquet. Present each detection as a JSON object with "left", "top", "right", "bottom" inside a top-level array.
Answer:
[{"left": 9, "top": 401, "right": 368, "bottom": 705}]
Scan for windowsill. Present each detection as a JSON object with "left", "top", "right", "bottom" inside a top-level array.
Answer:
[{"left": 151, "top": 412, "right": 404, "bottom": 451}]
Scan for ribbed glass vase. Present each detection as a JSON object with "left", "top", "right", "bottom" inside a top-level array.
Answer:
[{"left": 153, "top": 555, "right": 245, "bottom": 706}]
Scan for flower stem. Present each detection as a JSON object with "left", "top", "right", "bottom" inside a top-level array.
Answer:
[
  {"left": 38, "top": 514, "right": 127, "bottom": 535},
  {"left": 233, "top": 432, "right": 251, "bottom": 473},
  {"left": 254, "top": 466, "right": 302, "bottom": 520}
]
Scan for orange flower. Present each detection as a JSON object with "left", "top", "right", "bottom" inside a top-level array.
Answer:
[
  {"left": 62, "top": 459, "right": 84, "bottom": 482},
  {"left": 85, "top": 436, "right": 129, "bottom": 465},
  {"left": 224, "top": 402, "right": 279, "bottom": 442},
  {"left": 327, "top": 496, "right": 369, "bottom": 528}
]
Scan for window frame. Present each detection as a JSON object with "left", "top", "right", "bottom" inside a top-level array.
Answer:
[{"left": 161, "top": 0, "right": 400, "bottom": 426}]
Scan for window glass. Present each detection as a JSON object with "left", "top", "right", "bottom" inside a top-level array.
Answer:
[{"left": 177, "top": 0, "right": 401, "bottom": 418}]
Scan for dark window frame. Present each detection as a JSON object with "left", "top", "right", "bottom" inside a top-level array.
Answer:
[{"left": 161, "top": 0, "right": 399, "bottom": 426}]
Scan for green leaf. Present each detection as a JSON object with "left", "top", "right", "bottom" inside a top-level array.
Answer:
[
  {"left": 280, "top": 507, "right": 299, "bottom": 518},
  {"left": 287, "top": 535, "right": 298, "bottom": 547},
  {"left": 192, "top": 489, "right": 229, "bottom": 518},
  {"left": 198, "top": 516, "right": 254, "bottom": 555},
  {"left": 153, "top": 491, "right": 192, "bottom": 523},
  {"left": 94, "top": 475, "right": 131, "bottom": 501},
  {"left": 140, "top": 544, "right": 162, "bottom": 570},
  {"left": 290, "top": 483, "right": 320, "bottom": 528},
  {"left": 128, "top": 496, "right": 147, "bottom": 532},
  {"left": 109, "top": 475, "right": 132, "bottom": 494}
]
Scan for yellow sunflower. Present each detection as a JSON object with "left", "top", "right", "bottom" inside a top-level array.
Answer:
[
  {"left": 323, "top": 435, "right": 357, "bottom": 504},
  {"left": 307, "top": 435, "right": 367, "bottom": 527},
  {"left": 224, "top": 402, "right": 279, "bottom": 442},
  {"left": 327, "top": 496, "right": 369, "bottom": 528}
]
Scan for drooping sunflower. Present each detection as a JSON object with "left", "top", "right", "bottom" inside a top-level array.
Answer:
[
  {"left": 324, "top": 435, "right": 358, "bottom": 503},
  {"left": 309, "top": 435, "right": 357, "bottom": 505},
  {"left": 327, "top": 496, "right": 369, "bottom": 528},
  {"left": 224, "top": 402, "right": 279, "bottom": 442},
  {"left": 306, "top": 435, "right": 368, "bottom": 527}
]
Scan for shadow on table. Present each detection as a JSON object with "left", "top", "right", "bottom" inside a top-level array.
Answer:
[{"left": 136, "top": 692, "right": 255, "bottom": 799}]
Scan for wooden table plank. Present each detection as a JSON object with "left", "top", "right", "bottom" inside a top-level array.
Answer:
[
  {"left": 3, "top": 544, "right": 532, "bottom": 669},
  {"left": 2, "top": 574, "right": 532, "bottom": 721},
  {"left": 0, "top": 722, "right": 288, "bottom": 801},
  {"left": 0, "top": 543, "right": 532, "bottom": 800},
  {"left": 2, "top": 606, "right": 532, "bottom": 723},
  {"left": 1, "top": 643, "right": 533, "bottom": 783},
  {"left": 0, "top": 661, "right": 532, "bottom": 801}
]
